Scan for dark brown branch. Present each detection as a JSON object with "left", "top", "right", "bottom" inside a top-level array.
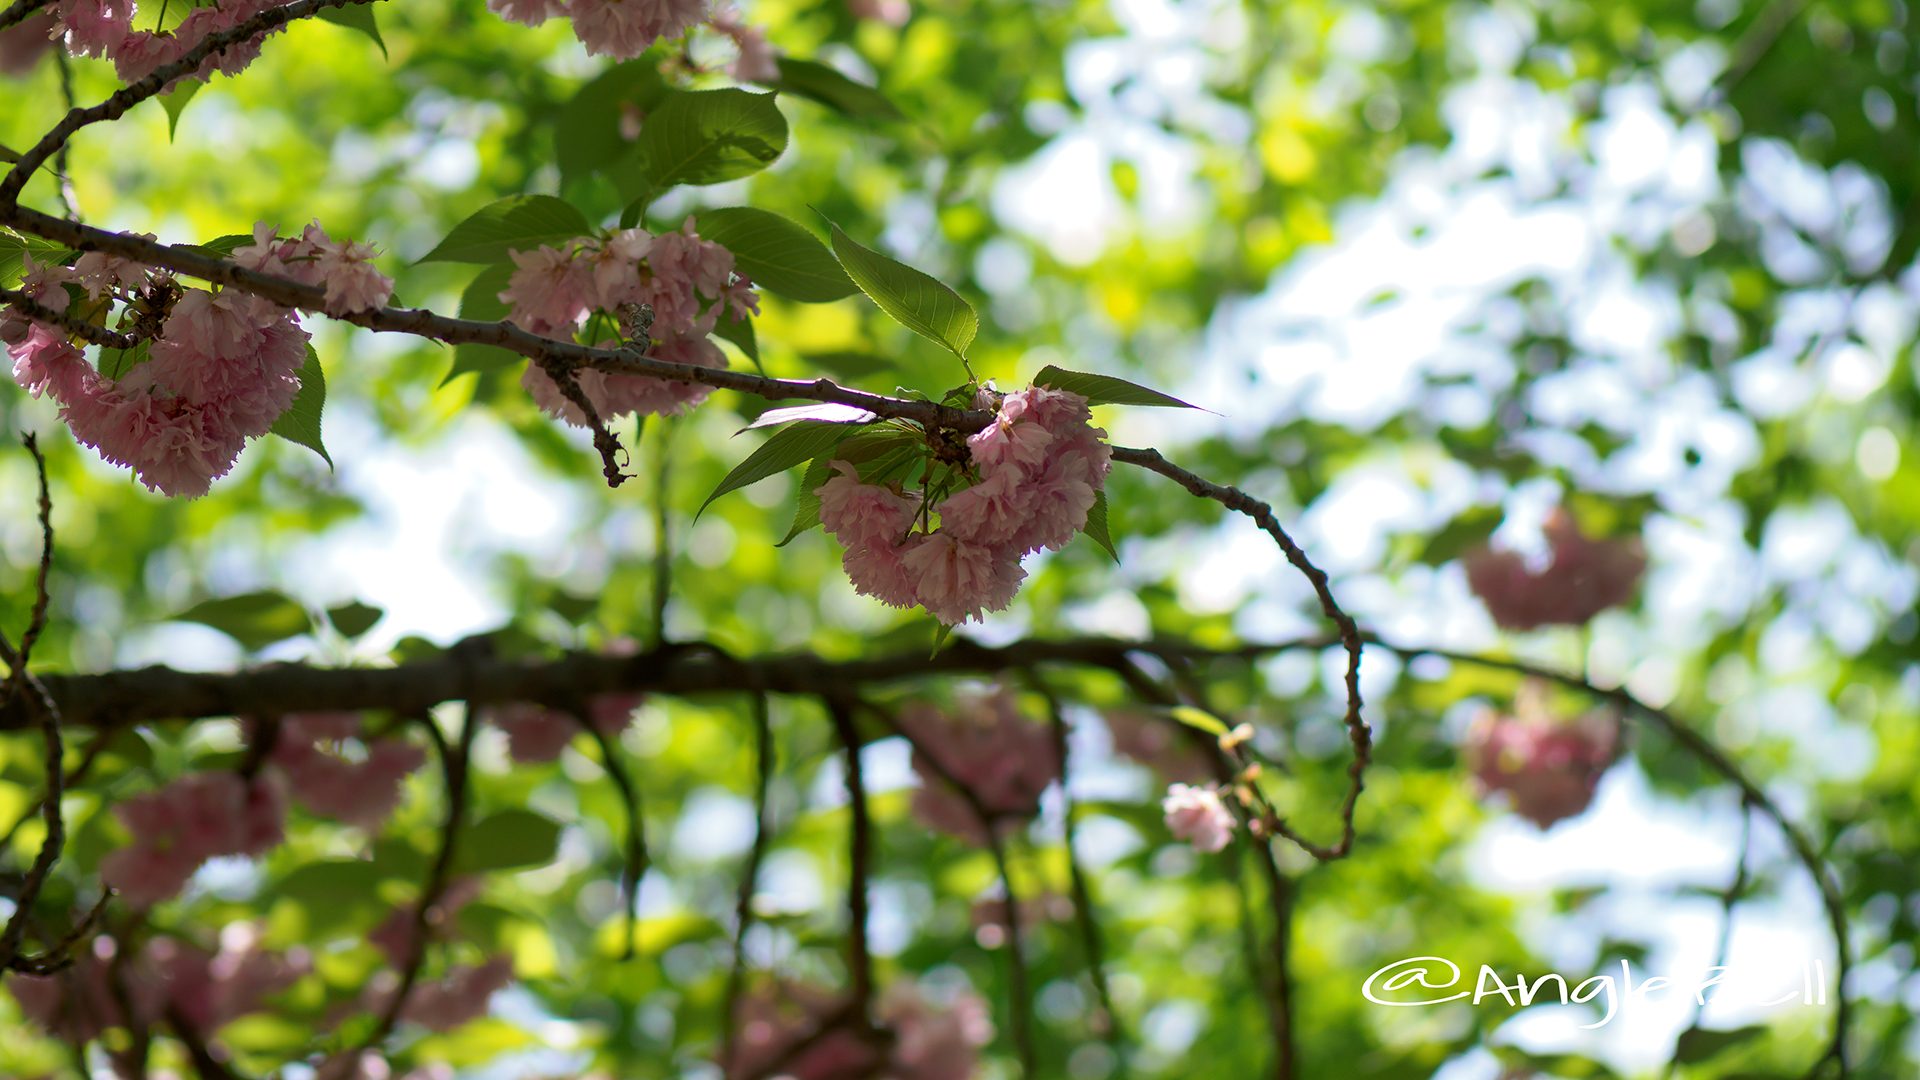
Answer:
[
  {"left": 0, "top": 0, "right": 49, "bottom": 33},
  {"left": 0, "top": 0, "right": 383, "bottom": 207},
  {"left": 720, "top": 693, "right": 776, "bottom": 1073},
  {"left": 1665, "top": 800, "right": 1754, "bottom": 1080},
  {"left": 823, "top": 698, "right": 874, "bottom": 1018},
  {"left": 1033, "top": 684, "right": 1123, "bottom": 1053},
  {"left": 547, "top": 361, "right": 628, "bottom": 487},
  {"left": 579, "top": 714, "right": 648, "bottom": 960},
  {"left": 1111, "top": 446, "right": 1370, "bottom": 862},
  {"left": 0, "top": 288, "right": 137, "bottom": 350},
  {"left": 166, "top": 1003, "right": 249, "bottom": 1080},
  {"left": 0, "top": 204, "right": 995, "bottom": 434}
]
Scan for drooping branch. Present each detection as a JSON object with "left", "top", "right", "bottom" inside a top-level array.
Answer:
[{"left": 0, "top": 0, "right": 385, "bottom": 207}]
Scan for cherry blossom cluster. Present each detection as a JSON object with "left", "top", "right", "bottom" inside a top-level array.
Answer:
[
  {"left": 1464, "top": 680, "right": 1619, "bottom": 828},
  {"left": 8, "top": 924, "right": 307, "bottom": 1042},
  {"left": 0, "top": 0, "right": 301, "bottom": 88},
  {"left": 500, "top": 218, "right": 757, "bottom": 426},
  {"left": 485, "top": 0, "right": 775, "bottom": 77},
  {"left": 1464, "top": 507, "right": 1646, "bottom": 630},
  {"left": 816, "top": 385, "right": 1112, "bottom": 625},
  {"left": 5, "top": 222, "right": 391, "bottom": 496},
  {"left": 896, "top": 686, "right": 1059, "bottom": 845},
  {"left": 484, "top": 690, "right": 642, "bottom": 763},
  {"left": 1162, "top": 782, "right": 1236, "bottom": 852},
  {"left": 98, "top": 712, "right": 423, "bottom": 906},
  {"left": 723, "top": 980, "right": 991, "bottom": 1080}
]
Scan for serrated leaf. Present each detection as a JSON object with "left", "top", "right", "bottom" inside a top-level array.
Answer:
[
  {"left": 1083, "top": 489, "right": 1118, "bottom": 562},
  {"left": 172, "top": 591, "right": 314, "bottom": 651},
  {"left": 777, "top": 457, "right": 836, "bottom": 547},
  {"left": 317, "top": 3, "right": 386, "bottom": 57},
  {"left": 634, "top": 88, "right": 788, "bottom": 193},
  {"left": 445, "top": 262, "right": 523, "bottom": 385},
  {"left": 1168, "top": 705, "right": 1230, "bottom": 737},
  {"left": 1032, "top": 364, "right": 1200, "bottom": 409},
  {"left": 269, "top": 345, "right": 331, "bottom": 467},
  {"left": 455, "top": 809, "right": 562, "bottom": 873},
  {"left": 693, "top": 207, "right": 856, "bottom": 302},
  {"left": 713, "top": 307, "right": 761, "bottom": 372},
  {"left": 827, "top": 222, "right": 977, "bottom": 360},
  {"left": 743, "top": 402, "right": 877, "bottom": 430},
  {"left": 697, "top": 420, "right": 864, "bottom": 518},
  {"left": 0, "top": 231, "right": 70, "bottom": 288},
  {"left": 419, "top": 195, "right": 591, "bottom": 265},
  {"left": 772, "top": 58, "right": 904, "bottom": 121},
  {"left": 555, "top": 56, "right": 669, "bottom": 186},
  {"left": 325, "top": 601, "right": 384, "bottom": 639},
  {"left": 158, "top": 81, "right": 201, "bottom": 141}
]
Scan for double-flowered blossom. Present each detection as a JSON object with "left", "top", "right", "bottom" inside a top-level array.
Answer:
[
  {"left": 1162, "top": 782, "right": 1236, "bottom": 852},
  {"left": 267, "top": 712, "right": 427, "bottom": 829},
  {"left": 816, "top": 385, "right": 1111, "bottom": 625},
  {"left": 502, "top": 219, "right": 756, "bottom": 427},
  {"left": 1465, "top": 680, "right": 1618, "bottom": 828},
  {"left": 897, "top": 687, "right": 1060, "bottom": 845},
  {"left": 722, "top": 980, "right": 991, "bottom": 1080},
  {"left": 482, "top": 0, "right": 703, "bottom": 58},
  {"left": 6, "top": 223, "right": 390, "bottom": 498},
  {"left": 27, "top": 0, "right": 300, "bottom": 89},
  {"left": 99, "top": 771, "right": 287, "bottom": 907},
  {"left": 484, "top": 691, "right": 643, "bottom": 763},
  {"left": 1464, "top": 508, "right": 1646, "bottom": 630}
]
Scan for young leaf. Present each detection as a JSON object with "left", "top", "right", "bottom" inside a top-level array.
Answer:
[
  {"left": 172, "top": 591, "right": 314, "bottom": 651},
  {"left": 555, "top": 57, "right": 669, "bottom": 186},
  {"left": 777, "top": 457, "right": 835, "bottom": 546},
  {"left": 697, "top": 420, "right": 864, "bottom": 518},
  {"left": 270, "top": 345, "right": 332, "bottom": 467},
  {"left": 827, "top": 222, "right": 977, "bottom": 360},
  {"left": 693, "top": 207, "right": 856, "bottom": 302},
  {"left": 743, "top": 402, "right": 878, "bottom": 430},
  {"left": 1168, "top": 705, "right": 1230, "bottom": 738},
  {"left": 159, "top": 81, "right": 201, "bottom": 141},
  {"left": 1083, "top": 489, "right": 1118, "bottom": 562},
  {"left": 1032, "top": 364, "right": 1201, "bottom": 409},
  {"left": 771, "top": 58, "right": 904, "bottom": 121},
  {"left": 634, "top": 89, "right": 788, "bottom": 193},
  {"left": 444, "top": 263, "right": 522, "bottom": 385},
  {"left": 316, "top": 4, "right": 386, "bottom": 57},
  {"left": 419, "top": 195, "right": 591, "bottom": 264}
]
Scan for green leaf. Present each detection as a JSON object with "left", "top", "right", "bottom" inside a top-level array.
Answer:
[
  {"left": 633, "top": 88, "right": 788, "bottom": 194},
  {"left": 930, "top": 622, "right": 954, "bottom": 656},
  {"left": 1083, "top": 489, "right": 1118, "bottom": 562},
  {"left": 555, "top": 57, "right": 669, "bottom": 186},
  {"left": 325, "top": 601, "right": 384, "bottom": 639},
  {"left": 317, "top": 3, "right": 386, "bottom": 57},
  {"left": 693, "top": 207, "right": 856, "bottom": 302},
  {"left": 97, "top": 340, "right": 150, "bottom": 381},
  {"left": 276, "top": 859, "right": 387, "bottom": 906},
  {"left": 1168, "top": 705, "right": 1230, "bottom": 738},
  {"left": 1673, "top": 1025, "right": 1769, "bottom": 1064},
  {"left": 269, "top": 345, "right": 331, "bottom": 467},
  {"left": 713, "top": 307, "right": 761, "bottom": 372},
  {"left": 455, "top": 809, "right": 563, "bottom": 873},
  {"left": 1031, "top": 364, "right": 1200, "bottom": 409},
  {"left": 444, "top": 263, "right": 523, "bottom": 385},
  {"left": 743, "top": 403, "right": 876, "bottom": 430},
  {"left": 195, "top": 233, "right": 256, "bottom": 257},
  {"left": 827, "top": 222, "right": 977, "bottom": 360},
  {"left": 0, "top": 230, "right": 70, "bottom": 288},
  {"left": 777, "top": 457, "right": 835, "bottom": 547},
  {"left": 419, "top": 195, "right": 591, "bottom": 265},
  {"left": 1416, "top": 506, "right": 1503, "bottom": 566},
  {"left": 172, "top": 591, "right": 314, "bottom": 651},
  {"left": 158, "top": 81, "right": 201, "bottom": 141},
  {"left": 771, "top": 58, "right": 904, "bottom": 121},
  {"left": 697, "top": 420, "right": 864, "bottom": 518}
]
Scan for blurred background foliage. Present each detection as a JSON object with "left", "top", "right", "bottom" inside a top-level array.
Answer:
[{"left": 1, "top": 0, "right": 1918, "bottom": 1074}]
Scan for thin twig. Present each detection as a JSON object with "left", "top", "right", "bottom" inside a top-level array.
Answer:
[
  {"left": 579, "top": 714, "right": 648, "bottom": 960},
  {"left": 720, "top": 693, "right": 776, "bottom": 1073},
  {"left": 1664, "top": 800, "right": 1754, "bottom": 1079},
  {"left": 0, "top": 288, "right": 138, "bottom": 350},
  {"left": 822, "top": 698, "right": 874, "bottom": 1018},
  {"left": 51, "top": 50, "right": 78, "bottom": 220}
]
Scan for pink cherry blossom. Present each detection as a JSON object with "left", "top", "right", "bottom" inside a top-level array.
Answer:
[
  {"left": 399, "top": 955, "right": 514, "bottom": 1032},
  {"left": 7, "top": 935, "right": 166, "bottom": 1041},
  {"left": 100, "top": 772, "right": 288, "bottom": 906},
  {"left": 846, "top": 0, "right": 908, "bottom": 25},
  {"left": 897, "top": 530, "right": 1025, "bottom": 626},
  {"left": 499, "top": 243, "right": 592, "bottom": 335},
  {"left": 566, "top": 0, "right": 706, "bottom": 60},
  {"left": 584, "top": 228, "right": 652, "bottom": 310},
  {"left": 51, "top": 0, "right": 131, "bottom": 58},
  {"left": 315, "top": 239, "right": 394, "bottom": 315},
  {"left": 842, "top": 533, "right": 923, "bottom": 609},
  {"left": 711, "top": 10, "right": 779, "bottom": 82},
  {"left": 269, "top": 714, "right": 426, "bottom": 829},
  {"left": 369, "top": 877, "right": 485, "bottom": 967},
  {"left": 816, "top": 461, "right": 919, "bottom": 548},
  {"left": 488, "top": 0, "right": 562, "bottom": 24},
  {"left": 71, "top": 243, "right": 156, "bottom": 300},
  {"left": 1102, "top": 708, "right": 1213, "bottom": 785},
  {"left": 899, "top": 688, "right": 1058, "bottom": 844},
  {"left": 1464, "top": 508, "right": 1646, "bottom": 630},
  {"left": 1466, "top": 682, "right": 1618, "bottom": 828},
  {"left": 151, "top": 925, "right": 310, "bottom": 1034},
  {"left": 1162, "top": 782, "right": 1236, "bottom": 852},
  {"left": 721, "top": 979, "right": 988, "bottom": 1080}
]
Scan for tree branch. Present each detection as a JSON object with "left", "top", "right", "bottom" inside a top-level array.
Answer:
[
  {"left": 0, "top": 0, "right": 50, "bottom": 33},
  {"left": 719, "top": 694, "right": 775, "bottom": 1074},
  {"left": 823, "top": 698, "right": 874, "bottom": 1020}
]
